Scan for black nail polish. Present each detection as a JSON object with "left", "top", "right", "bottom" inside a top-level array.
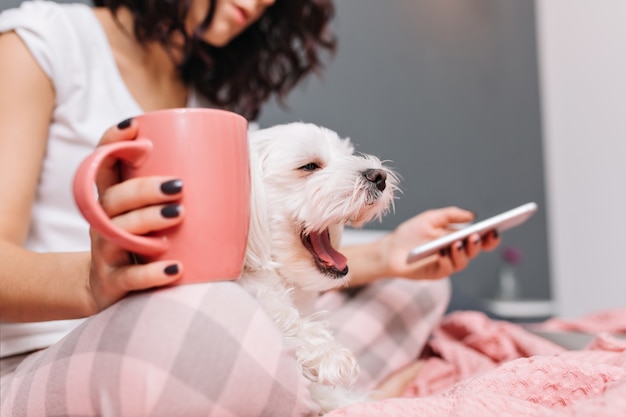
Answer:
[
  {"left": 117, "top": 118, "right": 132, "bottom": 129},
  {"left": 160, "top": 179, "right": 183, "bottom": 195},
  {"left": 161, "top": 204, "right": 181, "bottom": 218},
  {"left": 164, "top": 264, "right": 179, "bottom": 275}
]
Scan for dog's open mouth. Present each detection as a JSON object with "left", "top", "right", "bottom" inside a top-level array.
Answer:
[{"left": 301, "top": 229, "right": 349, "bottom": 278}]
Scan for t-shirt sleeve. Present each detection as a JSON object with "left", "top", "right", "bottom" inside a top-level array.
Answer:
[{"left": 0, "top": 1, "right": 74, "bottom": 98}]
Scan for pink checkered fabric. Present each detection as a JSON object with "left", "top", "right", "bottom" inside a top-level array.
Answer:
[
  {"left": 319, "top": 278, "right": 451, "bottom": 390},
  {"left": 1, "top": 278, "right": 450, "bottom": 416}
]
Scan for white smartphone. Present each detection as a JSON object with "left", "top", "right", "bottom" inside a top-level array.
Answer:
[{"left": 406, "top": 202, "right": 538, "bottom": 264}]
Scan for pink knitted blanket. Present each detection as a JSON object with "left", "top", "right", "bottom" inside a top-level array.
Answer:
[{"left": 328, "top": 308, "right": 626, "bottom": 417}]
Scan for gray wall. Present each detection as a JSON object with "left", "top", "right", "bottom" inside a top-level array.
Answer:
[{"left": 2, "top": 0, "right": 550, "bottom": 302}]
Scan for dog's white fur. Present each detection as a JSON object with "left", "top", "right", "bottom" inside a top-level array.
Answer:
[{"left": 240, "top": 122, "right": 398, "bottom": 413}]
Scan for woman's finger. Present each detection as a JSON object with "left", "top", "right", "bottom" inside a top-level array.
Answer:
[
  {"left": 111, "top": 260, "right": 183, "bottom": 292},
  {"left": 99, "top": 176, "right": 183, "bottom": 217},
  {"left": 111, "top": 203, "right": 185, "bottom": 236},
  {"left": 95, "top": 118, "right": 139, "bottom": 193},
  {"left": 428, "top": 206, "right": 476, "bottom": 229},
  {"left": 449, "top": 240, "right": 470, "bottom": 271},
  {"left": 89, "top": 258, "right": 183, "bottom": 310},
  {"left": 481, "top": 230, "right": 500, "bottom": 251},
  {"left": 101, "top": 118, "right": 137, "bottom": 145},
  {"left": 464, "top": 233, "right": 482, "bottom": 258}
]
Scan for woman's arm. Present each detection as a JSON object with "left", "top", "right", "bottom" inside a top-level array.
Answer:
[
  {"left": 0, "top": 32, "right": 185, "bottom": 322},
  {"left": 344, "top": 207, "right": 500, "bottom": 288},
  {"left": 0, "top": 31, "right": 96, "bottom": 322}
]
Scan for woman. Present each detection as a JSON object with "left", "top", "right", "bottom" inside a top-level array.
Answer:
[{"left": 0, "top": 1, "right": 498, "bottom": 415}]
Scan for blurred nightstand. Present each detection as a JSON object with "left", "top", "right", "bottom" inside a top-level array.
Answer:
[{"left": 482, "top": 298, "right": 555, "bottom": 323}]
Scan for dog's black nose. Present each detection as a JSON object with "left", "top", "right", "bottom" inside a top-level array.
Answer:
[{"left": 363, "top": 169, "right": 387, "bottom": 191}]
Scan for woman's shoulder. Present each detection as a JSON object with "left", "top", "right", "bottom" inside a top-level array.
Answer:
[
  {"left": 0, "top": 1, "right": 94, "bottom": 46},
  {"left": 0, "top": 1, "right": 101, "bottom": 94}
]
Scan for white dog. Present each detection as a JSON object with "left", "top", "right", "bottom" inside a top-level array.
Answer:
[{"left": 240, "top": 122, "right": 398, "bottom": 413}]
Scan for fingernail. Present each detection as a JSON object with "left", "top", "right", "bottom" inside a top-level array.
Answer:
[
  {"left": 473, "top": 236, "right": 481, "bottom": 245},
  {"left": 160, "top": 179, "right": 183, "bottom": 195},
  {"left": 161, "top": 204, "right": 181, "bottom": 218},
  {"left": 164, "top": 264, "right": 179, "bottom": 275},
  {"left": 455, "top": 242, "right": 464, "bottom": 251},
  {"left": 117, "top": 118, "right": 133, "bottom": 129}
]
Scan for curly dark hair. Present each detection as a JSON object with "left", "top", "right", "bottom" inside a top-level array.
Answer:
[{"left": 92, "top": 0, "right": 336, "bottom": 120}]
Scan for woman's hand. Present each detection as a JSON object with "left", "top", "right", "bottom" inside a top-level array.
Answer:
[
  {"left": 86, "top": 119, "right": 185, "bottom": 312},
  {"left": 344, "top": 206, "right": 500, "bottom": 287},
  {"left": 379, "top": 206, "right": 500, "bottom": 280}
]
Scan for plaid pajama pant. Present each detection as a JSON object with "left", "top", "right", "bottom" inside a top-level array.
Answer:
[{"left": 1, "top": 278, "right": 450, "bottom": 416}]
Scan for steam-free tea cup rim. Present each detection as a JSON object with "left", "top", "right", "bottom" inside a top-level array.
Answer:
[{"left": 135, "top": 108, "right": 247, "bottom": 124}]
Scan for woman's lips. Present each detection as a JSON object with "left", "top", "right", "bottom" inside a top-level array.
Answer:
[{"left": 231, "top": 5, "right": 250, "bottom": 26}]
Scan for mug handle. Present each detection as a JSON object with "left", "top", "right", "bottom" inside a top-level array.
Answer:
[{"left": 73, "top": 138, "right": 169, "bottom": 256}]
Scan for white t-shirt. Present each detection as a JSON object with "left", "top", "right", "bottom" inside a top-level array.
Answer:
[{"left": 0, "top": 0, "right": 211, "bottom": 357}]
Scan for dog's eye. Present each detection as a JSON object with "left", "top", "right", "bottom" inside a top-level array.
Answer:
[{"left": 299, "top": 162, "right": 321, "bottom": 171}]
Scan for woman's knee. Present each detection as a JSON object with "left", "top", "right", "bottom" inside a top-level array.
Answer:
[
  {"left": 3, "top": 282, "right": 319, "bottom": 416},
  {"left": 97, "top": 282, "right": 319, "bottom": 415}
]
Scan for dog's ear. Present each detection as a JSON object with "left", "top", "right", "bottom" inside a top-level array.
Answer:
[{"left": 244, "top": 142, "right": 273, "bottom": 272}]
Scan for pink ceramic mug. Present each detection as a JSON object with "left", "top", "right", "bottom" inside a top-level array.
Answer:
[{"left": 73, "top": 108, "right": 250, "bottom": 284}]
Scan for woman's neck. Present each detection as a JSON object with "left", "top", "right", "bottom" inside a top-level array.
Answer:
[{"left": 94, "top": 6, "right": 189, "bottom": 111}]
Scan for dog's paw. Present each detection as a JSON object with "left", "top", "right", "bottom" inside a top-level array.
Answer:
[
  {"left": 298, "top": 345, "right": 359, "bottom": 387},
  {"left": 316, "top": 346, "right": 360, "bottom": 387}
]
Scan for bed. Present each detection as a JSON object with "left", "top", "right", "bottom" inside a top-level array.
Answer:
[{"left": 334, "top": 229, "right": 626, "bottom": 416}]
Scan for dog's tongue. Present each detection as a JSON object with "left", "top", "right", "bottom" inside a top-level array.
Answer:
[{"left": 309, "top": 229, "right": 348, "bottom": 271}]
